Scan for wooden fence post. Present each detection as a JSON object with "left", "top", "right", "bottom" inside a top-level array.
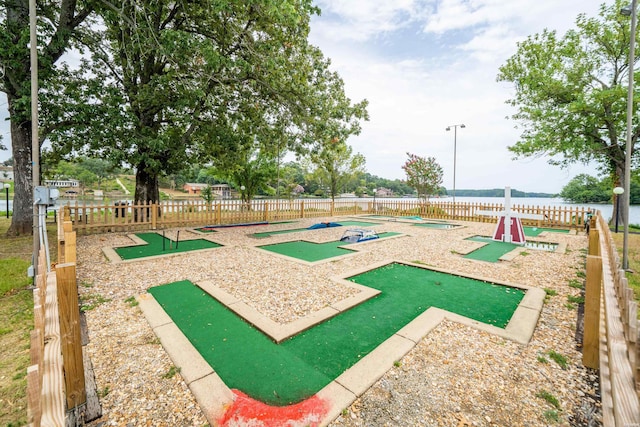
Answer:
[
  {"left": 151, "top": 203, "right": 157, "bottom": 229},
  {"left": 588, "top": 227, "right": 600, "bottom": 256},
  {"left": 55, "top": 263, "right": 86, "bottom": 410},
  {"left": 64, "top": 231, "right": 77, "bottom": 265},
  {"left": 583, "top": 255, "right": 602, "bottom": 369}
]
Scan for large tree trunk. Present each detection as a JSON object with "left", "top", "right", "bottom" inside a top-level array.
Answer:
[
  {"left": 134, "top": 166, "right": 160, "bottom": 205},
  {"left": 6, "top": 97, "right": 34, "bottom": 236}
]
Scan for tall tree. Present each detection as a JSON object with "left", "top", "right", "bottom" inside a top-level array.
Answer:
[
  {"left": 497, "top": 0, "right": 638, "bottom": 225},
  {"left": 308, "top": 140, "right": 365, "bottom": 201},
  {"left": 401, "top": 152, "right": 443, "bottom": 202},
  {"left": 46, "top": 0, "right": 367, "bottom": 211},
  {"left": 0, "top": 0, "right": 93, "bottom": 235}
]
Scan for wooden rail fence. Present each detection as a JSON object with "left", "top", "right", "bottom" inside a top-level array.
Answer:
[
  {"left": 27, "top": 209, "right": 100, "bottom": 426},
  {"left": 583, "top": 213, "right": 640, "bottom": 425},
  {"left": 62, "top": 199, "right": 589, "bottom": 234}
]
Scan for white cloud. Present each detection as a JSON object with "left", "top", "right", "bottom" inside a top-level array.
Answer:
[{"left": 308, "top": 0, "right": 605, "bottom": 193}]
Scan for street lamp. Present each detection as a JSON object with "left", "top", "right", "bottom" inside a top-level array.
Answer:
[
  {"left": 621, "top": 0, "right": 637, "bottom": 269},
  {"left": 614, "top": 186, "right": 625, "bottom": 233},
  {"left": 446, "top": 123, "right": 466, "bottom": 218},
  {"left": 3, "top": 183, "right": 9, "bottom": 219}
]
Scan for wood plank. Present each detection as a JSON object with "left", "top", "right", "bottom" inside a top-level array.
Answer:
[
  {"left": 55, "top": 263, "right": 87, "bottom": 409},
  {"left": 584, "top": 255, "right": 602, "bottom": 369}
]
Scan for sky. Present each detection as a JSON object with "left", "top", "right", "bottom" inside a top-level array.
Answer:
[
  {"left": 0, "top": 0, "right": 608, "bottom": 193},
  {"left": 306, "top": 0, "right": 606, "bottom": 193}
]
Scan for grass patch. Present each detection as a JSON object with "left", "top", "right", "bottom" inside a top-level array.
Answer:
[
  {"left": 567, "top": 294, "right": 584, "bottom": 304},
  {"left": 537, "top": 355, "right": 549, "bottom": 364},
  {"left": 162, "top": 365, "right": 181, "bottom": 379},
  {"left": 548, "top": 350, "right": 568, "bottom": 369},
  {"left": 536, "top": 389, "right": 561, "bottom": 409},
  {"left": 611, "top": 231, "right": 640, "bottom": 317},
  {"left": 544, "top": 288, "right": 558, "bottom": 297},
  {"left": 543, "top": 409, "right": 561, "bottom": 423},
  {"left": 125, "top": 296, "right": 139, "bottom": 307},
  {"left": 568, "top": 279, "right": 583, "bottom": 289},
  {"left": 0, "top": 218, "right": 58, "bottom": 426},
  {"left": 80, "top": 293, "right": 111, "bottom": 311}
]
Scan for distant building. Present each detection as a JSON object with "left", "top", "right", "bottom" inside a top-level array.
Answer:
[
  {"left": 44, "top": 179, "right": 80, "bottom": 188},
  {"left": 375, "top": 188, "right": 394, "bottom": 197},
  {"left": 183, "top": 183, "right": 209, "bottom": 194},
  {"left": 183, "top": 183, "right": 231, "bottom": 198}
]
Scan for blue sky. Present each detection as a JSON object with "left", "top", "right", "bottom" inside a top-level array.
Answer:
[
  {"left": 307, "top": 0, "right": 606, "bottom": 193},
  {"left": 0, "top": 0, "right": 608, "bottom": 193}
]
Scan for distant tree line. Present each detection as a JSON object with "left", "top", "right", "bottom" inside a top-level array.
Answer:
[
  {"left": 560, "top": 173, "right": 640, "bottom": 204},
  {"left": 447, "top": 189, "right": 555, "bottom": 198}
]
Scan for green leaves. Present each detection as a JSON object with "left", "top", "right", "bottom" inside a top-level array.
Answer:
[
  {"left": 402, "top": 153, "right": 443, "bottom": 201},
  {"left": 497, "top": 0, "right": 638, "bottom": 184}
]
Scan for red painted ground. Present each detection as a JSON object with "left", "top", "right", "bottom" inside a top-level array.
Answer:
[{"left": 219, "top": 390, "right": 330, "bottom": 427}]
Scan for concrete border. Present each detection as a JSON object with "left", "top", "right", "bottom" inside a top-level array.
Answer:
[{"left": 137, "top": 259, "right": 545, "bottom": 426}]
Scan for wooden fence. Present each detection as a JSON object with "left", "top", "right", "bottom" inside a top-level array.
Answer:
[
  {"left": 63, "top": 198, "right": 590, "bottom": 234},
  {"left": 27, "top": 210, "right": 100, "bottom": 426},
  {"left": 583, "top": 213, "right": 640, "bottom": 425}
]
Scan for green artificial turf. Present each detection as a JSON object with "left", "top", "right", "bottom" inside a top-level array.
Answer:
[
  {"left": 252, "top": 221, "right": 377, "bottom": 238},
  {"left": 258, "top": 232, "right": 400, "bottom": 262},
  {"left": 523, "top": 226, "right": 570, "bottom": 237},
  {"left": 463, "top": 236, "right": 518, "bottom": 262},
  {"left": 412, "top": 223, "right": 458, "bottom": 229},
  {"left": 114, "top": 232, "right": 222, "bottom": 260},
  {"left": 252, "top": 227, "right": 308, "bottom": 238},
  {"left": 258, "top": 240, "right": 355, "bottom": 262},
  {"left": 336, "top": 221, "right": 379, "bottom": 227},
  {"left": 149, "top": 263, "right": 523, "bottom": 406}
]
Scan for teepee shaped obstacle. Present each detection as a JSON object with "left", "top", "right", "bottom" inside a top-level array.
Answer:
[{"left": 476, "top": 187, "right": 544, "bottom": 245}]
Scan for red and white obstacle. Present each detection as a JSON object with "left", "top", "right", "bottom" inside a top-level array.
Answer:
[{"left": 476, "top": 187, "right": 544, "bottom": 245}]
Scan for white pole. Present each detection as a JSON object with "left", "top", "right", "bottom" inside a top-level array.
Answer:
[{"left": 504, "top": 186, "right": 512, "bottom": 243}]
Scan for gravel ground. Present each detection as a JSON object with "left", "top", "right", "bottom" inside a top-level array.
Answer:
[{"left": 80, "top": 217, "right": 601, "bottom": 427}]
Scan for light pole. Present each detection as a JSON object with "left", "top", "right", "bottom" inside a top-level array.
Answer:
[
  {"left": 614, "top": 186, "right": 625, "bottom": 233},
  {"left": 446, "top": 123, "right": 465, "bottom": 218},
  {"left": 3, "top": 183, "right": 9, "bottom": 219},
  {"left": 622, "top": 0, "right": 637, "bottom": 270}
]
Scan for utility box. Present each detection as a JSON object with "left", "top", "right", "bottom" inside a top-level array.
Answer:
[{"left": 34, "top": 186, "right": 60, "bottom": 206}]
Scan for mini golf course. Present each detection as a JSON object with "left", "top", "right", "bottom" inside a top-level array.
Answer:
[
  {"left": 251, "top": 220, "right": 381, "bottom": 239},
  {"left": 257, "top": 232, "right": 401, "bottom": 262},
  {"left": 114, "top": 232, "right": 222, "bottom": 260},
  {"left": 148, "top": 262, "right": 525, "bottom": 406}
]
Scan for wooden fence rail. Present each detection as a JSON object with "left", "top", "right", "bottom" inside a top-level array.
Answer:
[
  {"left": 63, "top": 199, "right": 589, "bottom": 234},
  {"left": 587, "top": 213, "right": 640, "bottom": 425},
  {"left": 27, "top": 208, "right": 97, "bottom": 426}
]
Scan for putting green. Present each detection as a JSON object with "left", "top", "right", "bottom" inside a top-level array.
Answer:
[
  {"left": 114, "top": 232, "right": 222, "bottom": 260},
  {"left": 524, "top": 226, "right": 570, "bottom": 237},
  {"left": 412, "top": 222, "right": 458, "bottom": 229},
  {"left": 258, "top": 232, "right": 401, "bottom": 262},
  {"left": 149, "top": 263, "right": 524, "bottom": 405},
  {"left": 252, "top": 221, "right": 380, "bottom": 238},
  {"left": 463, "top": 236, "right": 518, "bottom": 263}
]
